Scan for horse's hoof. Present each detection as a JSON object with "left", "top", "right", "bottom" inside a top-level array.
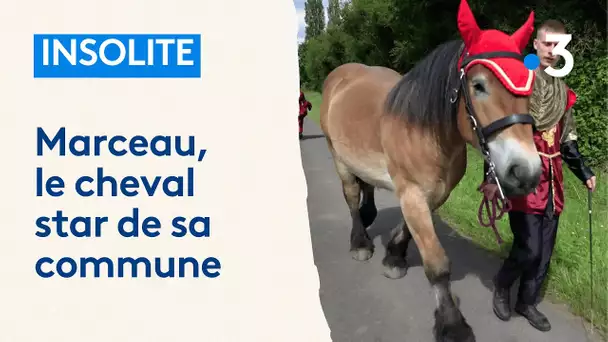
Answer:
[
  {"left": 434, "top": 323, "right": 475, "bottom": 342},
  {"left": 350, "top": 248, "right": 374, "bottom": 261},
  {"left": 433, "top": 311, "right": 476, "bottom": 342},
  {"left": 381, "top": 255, "right": 408, "bottom": 279},
  {"left": 383, "top": 265, "right": 407, "bottom": 279}
]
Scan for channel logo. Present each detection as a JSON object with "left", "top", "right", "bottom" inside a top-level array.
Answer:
[{"left": 33, "top": 34, "right": 201, "bottom": 78}]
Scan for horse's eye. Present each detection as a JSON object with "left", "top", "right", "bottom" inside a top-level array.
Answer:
[{"left": 473, "top": 82, "right": 486, "bottom": 93}]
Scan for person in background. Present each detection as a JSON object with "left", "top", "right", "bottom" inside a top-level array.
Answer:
[
  {"left": 484, "top": 19, "right": 596, "bottom": 332},
  {"left": 299, "top": 90, "right": 312, "bottom": 139}
]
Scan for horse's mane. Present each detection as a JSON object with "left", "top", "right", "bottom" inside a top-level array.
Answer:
[{"left": 384, "top": 39, "right": 465, "bottom": 136}]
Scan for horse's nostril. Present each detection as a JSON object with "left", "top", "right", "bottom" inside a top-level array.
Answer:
[
  {"left": 506, "top": 162, "right": 539, "bottom": 192},
  {"left": 507, "top": 164, "right": 523, "bottom": 179}
]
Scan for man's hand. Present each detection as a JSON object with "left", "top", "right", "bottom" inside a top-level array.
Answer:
[{"left": 586, "top": 176, "right": 597, "bottom": 192}]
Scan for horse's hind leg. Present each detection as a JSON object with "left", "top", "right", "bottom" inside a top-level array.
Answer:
[
  {"left": 333, "top": 160, "right": 375, "bottom": 261},
  {"left": 357, "top": 178, "right": 378, "bottom": 228},
  {"left": 382, "top": 219, "right": 412, "bottom": 279},
  {"left": 397, "top": 186, "right": 475, "bottom": 342}
]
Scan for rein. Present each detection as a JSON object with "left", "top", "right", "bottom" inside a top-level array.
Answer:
[
  {"left": 477, "top": 180, "right": 511, "bottom": 244},
  {"left": 452, "top": 48, "right": 535, "bottom": 244}
]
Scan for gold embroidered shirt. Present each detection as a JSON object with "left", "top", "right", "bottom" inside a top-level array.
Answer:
[{"left": 529, "top": 69, "right": 577, "bottom": 143}]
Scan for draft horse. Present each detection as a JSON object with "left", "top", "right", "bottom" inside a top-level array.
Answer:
[{"left": 319, "top": 0, "right": 542, "bottom": 341}]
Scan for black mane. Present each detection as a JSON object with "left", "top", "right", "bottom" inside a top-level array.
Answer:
[{"left": 384, "top": 39, "right": 465, "bottom": 135}]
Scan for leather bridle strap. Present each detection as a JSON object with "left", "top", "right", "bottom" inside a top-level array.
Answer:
[
  {"left": 481, "top": 113, "right": 535, "bottom": 137},
  {"left": 458, "top": 50, "right": 535, "bottom": 146}
]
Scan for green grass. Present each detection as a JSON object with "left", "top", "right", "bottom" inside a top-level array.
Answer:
[
  {"left": 302, "top": 90, "right": 608, "bottom": 337},
  {"left": 303, "top": 91, "right": 323, "bottom": 124}
]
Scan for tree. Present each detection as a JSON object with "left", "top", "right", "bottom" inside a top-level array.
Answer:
[
  {"left": 328, "top": 0, "right": 342, "bottom": 27},
  {"left": 304, "top": 0, "right": 326, "bottom": 40}
]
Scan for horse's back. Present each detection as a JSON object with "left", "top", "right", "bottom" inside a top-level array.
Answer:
[
  {"left": 320, "top": 63, "right": 400, "bottom": 134},
  {"left": 320, "top": 63, "right": 370, "bottom": 133},
  {"left": 320, "top": 63, "right": 402, "bottom": 190},
  {"left": 321, "top": 63, "right": 400, "bottom": 102}
]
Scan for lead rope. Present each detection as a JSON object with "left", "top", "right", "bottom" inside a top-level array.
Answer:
[{"left": 477, "top": 182, "right": 511, "bottom": 245}]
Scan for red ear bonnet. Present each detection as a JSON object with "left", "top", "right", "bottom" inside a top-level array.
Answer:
[
  {"left": 511, "top": 12, "right": 535, "bottom": 52},
  {"left": 457, "top": 0, "right": 535, "bottom": 96}
]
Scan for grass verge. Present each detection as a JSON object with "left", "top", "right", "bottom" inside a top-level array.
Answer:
[{"left": 302, "top": 89, "right": 608, "bottom": 337}]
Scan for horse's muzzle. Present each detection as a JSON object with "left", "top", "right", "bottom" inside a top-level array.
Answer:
[{"left": 500, "top": 158, "right": 541, "bottom": 197}]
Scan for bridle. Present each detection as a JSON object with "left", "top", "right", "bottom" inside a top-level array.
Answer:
[
  {"left": 450, "top": 49, "right": 536, "bottom": 201},
  {"left": 450, "top": 49, "right": 537, "bottom": 245}
]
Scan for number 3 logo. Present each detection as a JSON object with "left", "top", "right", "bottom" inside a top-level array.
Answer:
[{"left": 544, "top": 33, "right": 574, "bottom": 78}]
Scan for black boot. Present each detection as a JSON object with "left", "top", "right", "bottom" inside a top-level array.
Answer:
[
  {"left": 492, "top": 285, "right": 512, "bottom": 321},
  {"left": 515, "top": 303, "right": 551, "bottom": 332}
]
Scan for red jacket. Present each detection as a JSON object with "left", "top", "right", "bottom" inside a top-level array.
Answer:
[
  {"left": 508, "top": 87, "right": 577, "bottom": 215},
  {"left": 299, "top": 91, "right": 312, "bottom": 117}
]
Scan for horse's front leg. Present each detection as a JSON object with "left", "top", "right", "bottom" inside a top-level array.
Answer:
[{"left": 397, "top": 185, "right": 475, "bottom": 342}]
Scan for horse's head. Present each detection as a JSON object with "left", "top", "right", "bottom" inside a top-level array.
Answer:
[{"left": 455, "top": 0, "right": 541, "bottom": 197}]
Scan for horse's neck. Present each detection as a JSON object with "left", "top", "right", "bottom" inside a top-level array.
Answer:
[
  {"left": 434, "top": 131, "right": 468, "bottom": 179},
  {"left": 438, "top": 135, "right": 468, "bottom": 192},
  {"left": 436, "top": 128, "right": 467, "bottom": 160}
]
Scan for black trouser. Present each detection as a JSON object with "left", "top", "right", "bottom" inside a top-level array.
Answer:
[{"left": 495, "top": 175, "right": 559, "bottom": 306}]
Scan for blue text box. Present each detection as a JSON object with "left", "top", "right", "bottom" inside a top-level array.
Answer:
[{"left": 33, "top": 34, "right": 201, "bottom": 78}]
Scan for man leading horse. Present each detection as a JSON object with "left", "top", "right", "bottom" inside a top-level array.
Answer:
[{"left": 486, "top": 18, "right": 596, "bottom": 332}]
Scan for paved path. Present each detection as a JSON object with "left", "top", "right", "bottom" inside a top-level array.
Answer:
[{"left": 299, "top": 119, "right": 601, "bottom": 342}]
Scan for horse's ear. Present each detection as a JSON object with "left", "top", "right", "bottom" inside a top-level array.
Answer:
[
  {"left": 511, "top": 11, "right": 535, "bottom": 52},
  {"left": 457, "top": 0, "right": 481, "bottom": 47}
]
